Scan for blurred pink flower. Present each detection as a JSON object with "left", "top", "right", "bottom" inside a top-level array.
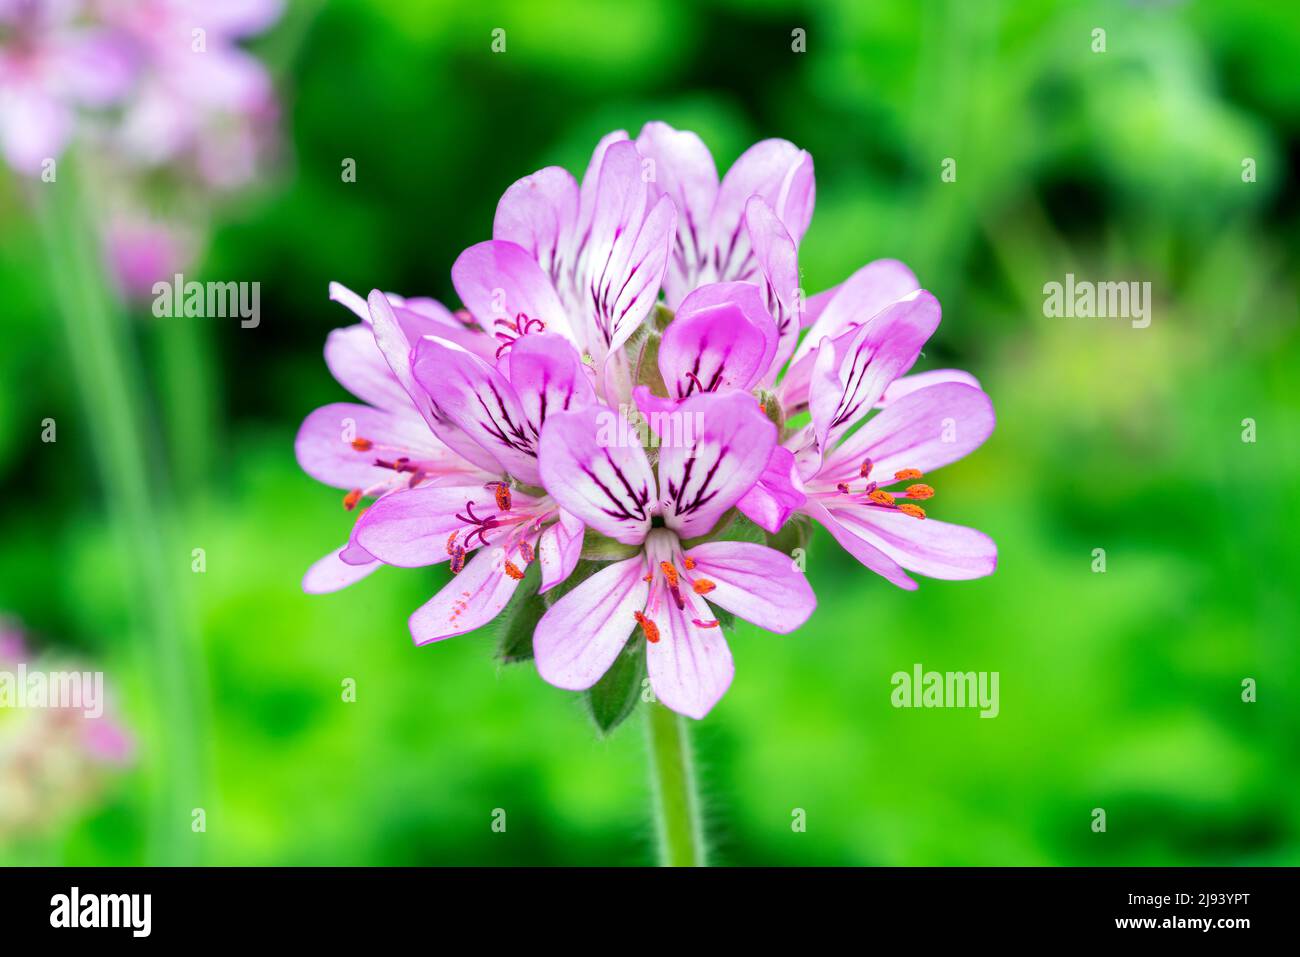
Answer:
[{"left": 0, "top": 0, "right": 133, "bottom": 173}]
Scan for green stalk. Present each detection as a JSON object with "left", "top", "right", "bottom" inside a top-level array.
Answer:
[
  {"left": 645, "top": 703, "right": 707, "bottom": 866},
  {"left": 34, "top": 159, "right": 205, "bottom": 865}
]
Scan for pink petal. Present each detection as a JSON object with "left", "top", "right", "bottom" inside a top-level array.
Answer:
[
  {"left": 644, "top": 534, "right": 734, "bottom": 719},
  {"left": 583, "top": 141, "right": 677, "bottom": 355},
  {"left": 820, "top": 382, "right": 995, "bottom": 486},
  {"left": 536, "top": 509, "right": 585, "bottom": 592},
  {"left": 659, "top": 281, "right": 777, "bottom": 398},
  {"left": 408, "top": 542, "right": 531, "bottom": 644},
  {"left": 367, "top": 290, "right": 504, "bottom": 475},
  {"left": 789, "top": 258, "right": 920, "bottom": 369},
  {"left": 809, "top": 290, "right": 941, "bottom": 455},
  {"left": 824, "top": 507, "right": 996, "bottom": 581},
  {"left": 352, "top": 484, "right": 507, "bottom": 568},
  {"left": 635, "top": 121, "right": 719, "bottom": 306},
  {"left": 303, "top": 546, "right": 380, "bottom": 594},
  {"left": 659, "top": 391, "right": 776, "bottom": 540},
  {"left": 683, "top": 541, "right": 816, "bottom": 633},
  {"left": 410, "top": 335, "right": 541, "bottom": 485},
  {"left": 294, "top": 402, "right": 432, "bottom": 490},
  {"left": 451, "top": 240, "right": 573, "bottom": 343},
  {"left": 877, "top": 369, "right": 981, "bottom": 408},
  {"left": 800, "top": 282, "right": 839, "bottom": 329},
  {"left": 803, "top": 500, "right": 918, "bottom": 591},
  {"left": 325, "top": 324, "right": 411, "bottom": 412},
  {"left": 574, "top": 129, "right": 630, "bottom": 249},
  {"left": 710, "top": 138, "right": 814, "bottom": 284},
  {"left": 0, "top": 86, "right": 71, "bottom": 173},
  {"left": 736, "top": 446, "right": 807, "bottom": 534},
  {"left": 534, "top": 555, "right": 649, "bottom": 690},
  {"left": 744, "top": 196, "right": 802, "bottom": 383},
  {"left": 493, "top": 166, "right": 579, "bottom": 288},
  {"left": 499, "top": 332, "right": 596, "bottom": 437},
  {"left": 537, "top": 404, "right": 654, "bottom": 545},
  {"left": 631, "top": 384, "right": 683, "bottom": 437}
]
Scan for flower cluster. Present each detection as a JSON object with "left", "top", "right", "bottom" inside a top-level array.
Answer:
[
  {"left": 0, "top": 0, "right": 282, "bottom": 296},
  {"left": 297, "top": 124, "right": 997, "bottom": 721},
  {"left": 0, "top": 618, "right": 134, "bottom": 840}
]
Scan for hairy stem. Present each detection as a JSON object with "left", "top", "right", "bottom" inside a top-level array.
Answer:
[{"left": 645, "top": 702, "right": 706, "bottom": 866}]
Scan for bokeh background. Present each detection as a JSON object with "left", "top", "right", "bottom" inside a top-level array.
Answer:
[{"left": 1, "top": 0, "right": 1297, "bottom": 865}]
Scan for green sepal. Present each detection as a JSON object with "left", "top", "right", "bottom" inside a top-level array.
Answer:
[
  {"left": 578, "top": 533, "right": 640, "bottom": 561},
  {"left": 541, "top": 559, "right": 604, "bottom": 607},
  {"left": 652, "top": 302, "right": 675, "bottom": 332},
  {"left": 766, "top": 513, "right": 812, "bottom": 558},
  {"left": 631, "top": 326, "right": 668, "bottom": 397},
  {"left": 495, "top": 560, "right": 544, "bottom": 664},
  {"left": 584, "top": 635, "right": 646, "bottom": 735}
]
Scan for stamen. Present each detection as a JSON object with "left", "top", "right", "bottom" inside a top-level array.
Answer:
[
  {"left": 449, "top": 546, "right": 466, "bottom": 574},
  {"left": 351, "top": 437, "right": 373, "bottom": 451},
  {"left": 692, "top": 579, "right": 715, "bottom": 596},
  {"left": 898, "top": 504, "right": 926, "bottom": 520},
  {"left": 659, "top": 562, "right": 679, "bottom": 588},
  {"left": 445, "top": 531, "right": 459, "bottom": 555},
  {"left": 905, "top": 484, "right": 934, "bottom": 500},
  {"left": 503, "top": 561, "right": 525, "bottom": 581},
  {"left": 634, "top": 611, "right": 660, "bottom": 644},
  {"left": 488, "top": 481, "right": 512, "bottom": 512},
  {"left": 683, "top": 556, "right": 696, "bottom": 571},
  {"left": 343, "top": 489, "right": 362, "bottom": 511},
  {"left": 517, "top": 541, "right": 535, "bottom": 564},
  {"left": 860, "top": 458, "right": 873, "bottom": 478},
  {"left": 692, "top": 619, "right": 720, "bottom": 629},
  {"left": 836, "top": 482, "right": 851, "bottom": 494},
  {"left": 407, "top": 469, "right": 426, "bottom": 488},
  {"left": 894, "top": 468, "right": 924, "bottom": 481},
  {"left": 868, "top": 489, "right": 896, "bottom": 506}
]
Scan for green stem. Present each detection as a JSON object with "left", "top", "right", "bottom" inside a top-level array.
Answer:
[
  {"left": 156, "top": 317, "right": 218, "bottom": 495},
  {"left": 646, "top": 703, "right": 706, "bottom": 866},
  {"left": 34, "top": 160, "right": 206, "bottom": 865}
]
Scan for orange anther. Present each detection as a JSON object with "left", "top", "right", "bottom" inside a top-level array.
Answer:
[
  {"left": 659, "top": 561, "right": 679, "bottom": 588},
  {"left": 634, "top": 611, "right": 660, "bottom": 644},
  {"left": 692, "top": 578, "right": 716, "bottom": 596}
]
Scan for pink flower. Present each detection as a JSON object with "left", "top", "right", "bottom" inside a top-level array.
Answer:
[
  {"left": 737, "top": 289, "right": 998, "bottom": 589},
  {"left": 297, "top": 286, "right": 588, "bottom": 642},
  {"left": 532, "top": 391, "right": 815, "bottom": 718},
  {"left": 458, "top": 132, "right": 677, "bottom": 399},
  {"left": 295, "top": 284, "right": 497, "bottom": 595},
  {"left": 0, "top": 0, "right": 133, "bottom": 173}
]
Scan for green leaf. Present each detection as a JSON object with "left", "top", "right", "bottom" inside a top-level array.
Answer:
[
  {"left": 585, "top": 636, "right": 646, "bottom": 735},
  {"left": 495, "top": 561, "right": 543, "bottom": 664}
]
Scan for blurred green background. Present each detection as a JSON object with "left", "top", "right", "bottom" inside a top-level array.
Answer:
[{"left": 1, "top": 0, "right": 1297, "bottom": 865}]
